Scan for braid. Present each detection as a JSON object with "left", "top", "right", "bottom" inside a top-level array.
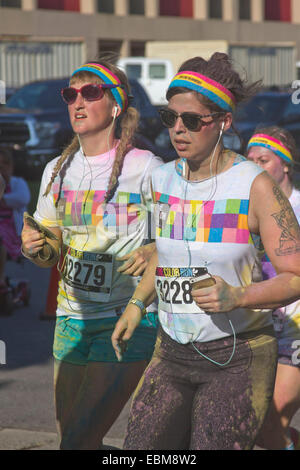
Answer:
[
  {"left": 43, "top": 135, "right": 79, "bottom": 197},
  {"left": 104, "top": 106, "right": 139, "bottom": 203}
]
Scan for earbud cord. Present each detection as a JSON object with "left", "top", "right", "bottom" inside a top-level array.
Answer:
[
  {"left": 166, "top": 125, "right": 236, "bottom": 366},
  {"left": 59, "top": 112, "right": 117, "bottom": 311}
]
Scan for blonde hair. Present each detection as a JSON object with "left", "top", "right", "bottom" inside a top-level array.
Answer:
[{"left": 43, "top": 59, "right": 139, "bottom": 203}]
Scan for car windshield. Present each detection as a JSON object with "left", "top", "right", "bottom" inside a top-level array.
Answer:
[
  {"left": 234, "top": 94, "right": 288, "bottom": 123},
  {"left": 6, "top": 81, "right": 66, "bottom": 110},
  {"left": 129, "top": 80, "right": 153, "bottom": 112}
]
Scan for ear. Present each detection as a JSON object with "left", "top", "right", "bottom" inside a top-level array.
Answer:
[
  {"left": 112, "top": 105, "right": 121, "bottom": 119},
  {"left": 220, "top": 113, "right": 233, "bottom": 133}
]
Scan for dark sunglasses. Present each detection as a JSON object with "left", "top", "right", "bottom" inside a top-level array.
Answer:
[
  {"left": 61, "top": 83, "right": 122, "bottom": 105},
  {"left": 159, "top": 108, "right": 223, "bottom": 132}
]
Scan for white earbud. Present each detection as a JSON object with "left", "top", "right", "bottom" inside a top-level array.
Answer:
[
  {"left": 219, "top": 121, "right": 225, "bottom": 137},
  {"left": 113, "top": 106, "right": 118, "bottom": 119}
]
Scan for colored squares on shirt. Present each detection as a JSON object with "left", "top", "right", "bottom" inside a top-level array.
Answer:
[
  {"left": 53, "top": 188, "right": 143, "bottom": 227},
  {"left": 155, "top": 194, "right": 252, "bottom": 243}
]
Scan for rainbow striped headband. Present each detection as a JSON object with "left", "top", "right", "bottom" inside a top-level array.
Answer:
[
  {"left": 168, "top": 71, "right": 236, "bottom": 113},
  {"left": 247, "top": 134, "right": 293, "bottom": 164},
  {"left": 71, "top": 62, "right": 128, "bottom": 112}
]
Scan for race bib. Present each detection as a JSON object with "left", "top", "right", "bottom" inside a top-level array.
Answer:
[
  {"left": 61, "top": 246, "right": 113, "bottom": 302},
  {"left": 155, "top": 267, "right": 210, "bottom": 314}
]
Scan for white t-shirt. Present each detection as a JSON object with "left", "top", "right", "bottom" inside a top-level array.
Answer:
[
  {"left": 152, "top": 154, "right": 273, "bottom": 343},
  {"left": 34, "top": 145, "right": 163, "bottom": 319}
]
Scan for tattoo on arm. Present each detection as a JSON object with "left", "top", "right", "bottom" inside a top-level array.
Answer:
[{"left": 271, "top": 186, "right": 300, "bottom": 256}]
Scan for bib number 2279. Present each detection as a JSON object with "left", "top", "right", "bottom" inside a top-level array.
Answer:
[{"left": 65, "top": 258, "right": 105, "bottom": 287}]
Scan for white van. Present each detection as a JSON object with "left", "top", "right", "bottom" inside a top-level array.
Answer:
[{"left": 117, "top": 57, "right": 174, "bottom": 106}]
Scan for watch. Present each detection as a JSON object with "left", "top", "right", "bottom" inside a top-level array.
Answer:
[{"left": 129, "top": 298, "right": 147, "bottom": 315}]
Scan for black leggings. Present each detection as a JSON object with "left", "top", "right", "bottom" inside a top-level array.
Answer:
[{"left": 124, "top": 325, "right": 277, "bottom": 450}]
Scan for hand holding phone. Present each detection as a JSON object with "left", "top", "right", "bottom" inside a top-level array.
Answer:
[
  {"left": 190, "top": 273, "right": 216, "bottom": 290},
  {"left": 23, "top": 212, "right": 59, "bottom": 241}
]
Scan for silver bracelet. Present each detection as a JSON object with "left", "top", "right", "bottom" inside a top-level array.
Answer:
[{"left": 128, "top": 298, "right": 147, "bottom": 316}]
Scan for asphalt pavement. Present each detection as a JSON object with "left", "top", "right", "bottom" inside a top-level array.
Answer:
[
  {"left": 0, "top": 258, "right": 128, "bottom": 450},
  {"left": 0, "top": 258, "right": 299, "bottom": 451}
]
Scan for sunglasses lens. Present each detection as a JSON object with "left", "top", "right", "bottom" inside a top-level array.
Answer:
[
  {"left": 159, "top": 110, "right": 203, "bottom": 131},
  {"left": 62, "top": 87, "right": 77, "bottom": 104},
  {"left": 61, "top": 85, "right": 104, "bottom": 104},
  {"left": 159, "top": 110, "right": 176, "bottom": 128},
  {"left": 182, "top": 114, "right": 202, "bottom": 131},
  {"left": 81, "top": 84, "right": 103, "bottom": 101}
]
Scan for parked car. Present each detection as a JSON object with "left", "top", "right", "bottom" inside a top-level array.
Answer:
[
  {"left": 0, "top": 86, "right": 18, "bottom": 107},
  {"left": 0, "top": 78, "right": 73, "bottom": 179},
  {"left": 128, "top": 79, "right": 176, "bottom": 161},
  {"left": 0, "top": 77, "right": 175, "bottom": 180},
  {"left": 224, "top": 90, "right": 300, "bottom": 156}
]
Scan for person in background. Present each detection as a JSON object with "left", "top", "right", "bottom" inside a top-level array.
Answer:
[
  {"left": 0, "top": 147, "right": 30, "bottom": 290},
  {"left": 21, "top": 59, "right": 162, "bottom": 450},
  {"left": 247, "top": 127, "right": 300, "bottom": 450},
  {"left": 112, "top": 53, "right": 300, "bottom": 450}
]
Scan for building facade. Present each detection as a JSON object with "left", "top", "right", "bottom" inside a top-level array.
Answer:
[{"left": 1, "top": 0, "right": 300, "bottom": 86}]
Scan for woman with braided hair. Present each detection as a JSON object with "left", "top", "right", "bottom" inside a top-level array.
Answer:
[{"left": 21, "top": 59, "right": 163, "bottom": 449}]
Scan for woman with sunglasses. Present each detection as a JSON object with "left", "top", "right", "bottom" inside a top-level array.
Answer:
[
  {"left": 21, "top": 59, "right": 163, "bottom": 449},
  {"left": 112, "top": 53, "right": 300, "bottom": 450},
  {"left": 247, "top": 127, "right": 300, "bottom": 451}
]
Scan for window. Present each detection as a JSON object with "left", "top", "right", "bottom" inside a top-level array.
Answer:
[
  {"left": 129, "top": 0, "right": 144, "bottom": 15},
  {"left": 149, "top": 64, "right": 166, "bottom": 80},
  {"left": 38, "top": 0, "right": 64, "bottom": 9},
  {"left": 130, "top": 41, "right": 145, "bottom": 57},
  {"left": 239, "top": 0, "right": 251, "bottom": 20},
  {"left": 209, "top": 0, "right": 222, "bottom": 19},
  {"left": 160, "top": 0, "right": 180, "bottom": 16},
  {"left": 62, "top": 0, "right": 80, "bottom": 11},
  {"left": 97, "top": 0, "right": 114, "bottom": 14},
  {"left": 159, "top": 0, "right": 193, "bottom": 17},
  {"left": 98, "top": 40, "right": 122, "bottom": 57},
  {"left": 125, "top": 64, "right": 142, "bottom": 80},
  {"left": 37, "top": 1, "right": 79, "bottom": 10},
  {"left": 180, "top": 0, "right": 193, "bottom": 17},
  {"left": 265, "top": 0, "right": 291, "bottom": 22},
  {"left": 0, "top": 0, "right": 21, "bottom": 6}
]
